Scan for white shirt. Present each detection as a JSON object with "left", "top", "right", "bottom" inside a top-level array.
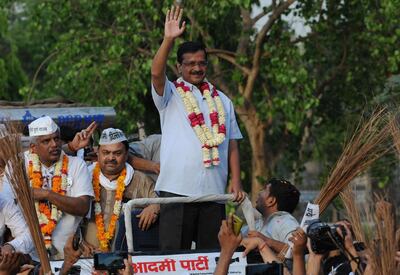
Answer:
[
  {"left": 152, "top": 77, "right": 242, "bottom": 196},
  {"left": 0, "top": 191, "right": 34, "bottom": 254},
  {"left": 242, "top": 211, "right": 299, "bottom": 243},
  {"left": 23, "top": 151, "right": 94, "bottom": 255}
]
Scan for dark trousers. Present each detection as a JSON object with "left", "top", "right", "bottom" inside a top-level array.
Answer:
[{"left": 159, "top": 191, "right": 226, "bottom": 250}]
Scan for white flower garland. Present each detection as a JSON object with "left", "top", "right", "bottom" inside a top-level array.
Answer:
[{"left": 175, "top": 80, "right": 227, "bottom": 167}]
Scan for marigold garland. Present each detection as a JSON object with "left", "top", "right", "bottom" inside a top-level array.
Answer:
[
  {"left": 92, "top": 163, "right": 127, "bottom": 251},
  {"left": 28, "top": 152, "right": 69, "bottom": 249},
  {"left": 174, "top": 80, "right": 226, "bottom": 167}
]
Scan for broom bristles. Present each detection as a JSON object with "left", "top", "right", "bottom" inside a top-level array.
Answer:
[
  {"left": 0, "top": 123, "right": 51, "bottom": 273},
  {"left": 370, "top": 196, "right": 399, "bottom": 275},
  {"left": 315, "top": 108, "right": 393, "bottom": 213},
  {"left": 339, "top": 186, "right": 366, "bottom": 244}
]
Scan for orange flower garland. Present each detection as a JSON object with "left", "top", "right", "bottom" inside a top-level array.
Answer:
[
  {"left": 28, "top": 152, "right": 69, "bottom": 249},
  {"left": 92, "top": 163, "right": 126, "bottom": 251}
]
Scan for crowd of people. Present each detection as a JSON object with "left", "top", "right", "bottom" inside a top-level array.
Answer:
[{"left": 0, "top": 4, "right": 399, "bottom": 275}]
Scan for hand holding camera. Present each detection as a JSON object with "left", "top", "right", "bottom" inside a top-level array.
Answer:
[
  {"left": 93, "top": 252, "right": 133, "bottom": 275},
  {"left": 218, "top": 214, "right": 242, "bottom": 254}
]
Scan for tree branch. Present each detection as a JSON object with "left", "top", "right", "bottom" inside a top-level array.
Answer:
[
  {"left": 208, "top": 49, "right": 251, "bottom": 75},
  {"left": 290, "top": 32, "right": 317, "bottom": 44},
  {"left": 207, "top": 48, "right": 236, "bottom": 57},
  {"left": 253, "top": 0, "right": 296, "bottom": 67},
  {"left": 244, "top": 0, "right": 296, "bottom": 100},
  {"left": 236, "top": 8, "right": 253, "bottom": 56},
  {"left": 186, "top": 13, "right": 212, "bottom": 43},
  {"left": 316, "top": 40, "right": 348, "bottom": 96},
  {"left": 251, "top": 6, "right": 273, "bottom": 25}
]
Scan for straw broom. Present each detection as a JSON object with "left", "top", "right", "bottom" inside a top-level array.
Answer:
[
  {"left": 278, "top": 109, "right": 393, "bottom": 262},
  {"left": 369, "top": 196, "right": 399, "bottom": 275},
  {"left": 314, "top": 108, "right": 393, "bottom": 213},
  {"left": 338, "top": 190, "right": 399, "bottom": 274},
  {"left": 339, "top": 186, "right": 366, "bottom": 244},
  {"left": 0, "top": 124, "right": 52, "bottom": 274}
]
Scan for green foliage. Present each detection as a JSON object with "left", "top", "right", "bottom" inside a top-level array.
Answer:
[
  {"left": 3, "top": 0, "right": 400, "bottom": 191},
  {"left": 0, "top": 6, "right": 27, "bottom": 100}
]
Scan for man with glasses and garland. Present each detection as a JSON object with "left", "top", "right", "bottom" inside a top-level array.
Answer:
[{"left": 151, "top": 6, "right": 245, "bottom": 250}]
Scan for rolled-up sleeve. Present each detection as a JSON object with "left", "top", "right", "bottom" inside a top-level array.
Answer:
[
  {"left": 151, "top": 77, "right": 174, "bottom": 111},
  {"left": 4, "top": 200, "right": 34, "bottom": 254}
]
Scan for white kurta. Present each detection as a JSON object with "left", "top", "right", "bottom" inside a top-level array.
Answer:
[
  {"left": 152, "top": 77, "right": 242, "bottom": 196},
  {"left": 0, "top": 190, "right": 34, "bottom": 254},
  {"left": 23, "top": 151, "right": 94, "bottom": 255}
]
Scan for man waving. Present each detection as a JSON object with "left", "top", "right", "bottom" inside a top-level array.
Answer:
[{"left": 151, "top": 6, "right": 245, "bottom": 250}]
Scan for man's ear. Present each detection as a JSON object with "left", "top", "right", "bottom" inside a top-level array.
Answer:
[
  {"left": 177, "top": 63, "right": 182, "bottom": 74},
  {"left": 30, "top": 143, "right": 36, "bottom": 154},
  {"left": 266, "top": 196, "right": 276, "bottom": 208}
]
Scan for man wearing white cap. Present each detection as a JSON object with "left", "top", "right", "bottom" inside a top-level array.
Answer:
[
  {"left": 25, "top": 116, "right": 94, "bottom": 258},
  {"left": 82, "top": 128, "right": 159, "bottom": 252}
]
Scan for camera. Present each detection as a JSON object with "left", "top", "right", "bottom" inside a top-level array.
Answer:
[
  {"left": 94, "top": 251, "right": 128, "bottom": 272},
  {"left": 307, "top": 219, "right": 346, "bottom": 254}
]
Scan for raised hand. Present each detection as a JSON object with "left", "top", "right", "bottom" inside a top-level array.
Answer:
[
  {"left": 288, "top": 228, "right": 307, "bottom": 256},
  {"left": 164, "top": 6, "right": 186, "bottom": 40},
  {"left": 68, "top": 121, "right": 97, "bottom": 152}
]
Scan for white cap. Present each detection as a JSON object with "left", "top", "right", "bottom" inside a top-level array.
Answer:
[
  {"left": 28, "top": 116, "right": 59, "bottom": 137},
  {"left": 99, "top": 128, "right": 127, "bottom": 145}
]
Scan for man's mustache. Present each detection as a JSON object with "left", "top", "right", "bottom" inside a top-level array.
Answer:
[
  {"left": 105, "top": 160, "right": 117, "bottom": 165},
  {"left": 190, "top": 70, "right": 204, "bottom": 75}
]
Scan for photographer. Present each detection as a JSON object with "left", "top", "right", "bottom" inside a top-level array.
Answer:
[{"left": 306, "top": 220, "right": 365, "bottom": 275}]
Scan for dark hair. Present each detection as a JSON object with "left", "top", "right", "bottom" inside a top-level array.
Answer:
[
  {"left": 267, "top": 178, "right": 300, "bottom": 213},
  {"left": 121, "top": 140, "right": 129, "bottom": 152},
  {"left": 177, "top": 41, "right": 207, "bottom": 64}
]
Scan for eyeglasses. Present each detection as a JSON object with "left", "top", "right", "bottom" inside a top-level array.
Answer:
[{"left": 181, "top": 60, "right": 208, "bottom": 67}]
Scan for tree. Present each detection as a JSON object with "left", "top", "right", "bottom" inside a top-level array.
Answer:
[
  {"left": 7, "top": 0, "right": 400, "bottom": 198},
  {"left": 0, "top": 6, "right": 27, "bottom": 101}
]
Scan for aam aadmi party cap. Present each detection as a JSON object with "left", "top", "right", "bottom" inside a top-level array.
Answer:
[
  {"left": 99, "top": 128, "right": 127, "bottom": 145},
  {"left": 28, "top": 116, "right": 59, "bottom": 137}
]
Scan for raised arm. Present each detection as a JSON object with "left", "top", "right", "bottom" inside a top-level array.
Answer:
[{"left": 151, "top": 6, "right": 185, "bottom": 95}]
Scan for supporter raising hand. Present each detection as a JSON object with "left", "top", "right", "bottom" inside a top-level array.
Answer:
[
  {"left": 67, "top": 121, "right": 97, "bottom": 152},
  {"left": 289, "top": 228, "right": 307, "bottom": 256},
  {"left": 288, "top": 228, "right": 306, "bottom": 275},
  {"left": 214, "top": 214, "right": 242, "bottom": 275}
]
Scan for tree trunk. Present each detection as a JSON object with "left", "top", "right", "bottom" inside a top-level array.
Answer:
[{"left": 237, "top": 106, "right": 269, "bottom": 202}]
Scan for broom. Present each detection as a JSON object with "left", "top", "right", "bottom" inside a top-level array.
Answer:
[
  {"left": 278, "top": 109, "right": 393, "bottom": 262},
  {"left": 369, "top": 196, "right": 399, "bottom": 275},
  {"left": 339, "top": 186, "right": 366, "bottom": 244},
  {"left": 0, "top": 123, "right": 52, "bottom": 274},
  {"left": 314, "top": 108, "right": 393, "bottom": 212}
]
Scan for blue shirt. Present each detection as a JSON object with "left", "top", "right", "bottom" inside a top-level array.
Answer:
[{"left": 152, "top": 77, "right": 242, "bottom": 196}]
